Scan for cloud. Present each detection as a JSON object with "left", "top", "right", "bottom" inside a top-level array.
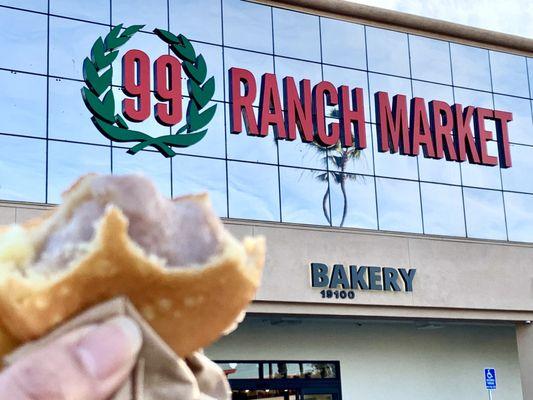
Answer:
[{"left": 345, "top": 0, "right": 533, "bottom": 39}]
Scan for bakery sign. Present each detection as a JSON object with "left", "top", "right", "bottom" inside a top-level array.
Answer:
[
  {"left": 82, "top": 24, "right": 514, "bottom": 167},
  {"left": 310, "top": 262, "right": 416, "bottom": 300}
]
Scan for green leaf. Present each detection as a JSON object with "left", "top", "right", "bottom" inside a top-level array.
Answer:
[
  {"left": 90, "top": 38, "right": 106, "bottom": 67},
  {"left": 82, "top": 58, "right": 112, "bottom": 96},
  {"left": 122, "top": 24, "right": 144, "bottom": 37},
  {"left": 115, "top": 114, "right": 129, "bottom": 129},
  {"left": 92, "top": 117, "right": 151, "bottom": 142},
  {"left": 96, "top": 50, "right": 119, "bottom": 70},
  {"left": 187, "top": 102, "right": 217, "bottom": 132},
  {"left": 81, "top": 87, "right": 115, "bottom": 123},
  {"left": 154, "top": 28, "right": 180, "bottom": 44},
  {"left": 188, "top": 76, "right": 215, "bottom": 109},
  {"left": 105, "top": 24, "right": 123, "bottom": 50},
  {"left": 164, "top": 130, "right": 207, "bottom": 147},
  {"left": 182, "top": 56, "right": 207, "bottom": 83}
]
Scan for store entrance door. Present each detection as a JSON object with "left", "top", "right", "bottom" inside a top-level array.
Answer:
[{"left": 216, "top": 360, "right": 342, "bottom": 400}]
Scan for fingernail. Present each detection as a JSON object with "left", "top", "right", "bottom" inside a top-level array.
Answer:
[{"left": 74, "top": 316, "right": 142, "bottom": 379}]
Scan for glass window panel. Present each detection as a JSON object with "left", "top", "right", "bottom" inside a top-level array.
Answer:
[
  {"left": 49, "top": 77, "right": 110, "bottom": 145},
  {"left": 412, "top": 81, "right": 454, "bottom": 105},
  {"left": 51, "top": 0, "right": 110, "bottom": 23},
  {"left": 0, "top": 8, "right": 47, "bottom": 73},
  {"left": 280, "top": 166, "right": 330, "bottom": 225},
  {"left": 270, "top": 362, "right": 301, "bottom": 379},
  {"left": 226, "top": 105, "right": 278, "bottom": 164},
  {"left": 504, "top": 192, "right": 533, "bottom": 243},
  {"left": 170, "top": 0, "right": 221, "bottom": 45},
  {"left": 490, "top": 51, "right": 529, "bottom": 98},
  {"left": 366, "top": 27, "right": 410, "bottom": 78},
  {"left": 420, "top": 182, "right": 465, "bottom": 237},
  {"left": 228, "top": 161, "right": 279, "bottom": 221},
  {"left": 111, "top": 31, "right": 168, "bottom": 87},
  {"left": 322, "top": 65, "right": 370, "bottom": 122},
  {"left": 320, "top": 17, "right": 366, "bottom": 70},
  {"left": 409, "top": 35, "right": 451, "bottom": 85},
  {"left": 0, "top": 71, "right": 46, "bottom": 137},
  {"left": 528, "top": 58, "right": 533, "bottom": 98},
  {"left": 173, "top": 100, "right": 225, "bottom": 159},
  {"left": 112, "top": 0, "right": 167, "bottom": 32},
  {"left": 225, "top": 48, "right": 274, "bottom": 107},
  {"left": 463, "top": 187, "right": 506, "bottom": 240},
  {"left": 223, "top": 0, "right": 272, "bottom": 53},
  {"left": 273, "top": 8, "right": 320, "bottom": 62},
  {"left": 418, "top": 156, "right": 461, "bottom": 185},
  {"left": 453, "top": 87, "right": 493, "bottom": 109},
  {"left": 330, "top": 173, "right": 377, "bottom": 229},
  {"left": 493, "top": 94, "right": 533, "bottom": 145},
  {"left": 372, "top": 126, "right": 418, "bottom": 180},
  {"left": 376, "top": 178, "right": 423, "bottom": 233},
  {"left": 328, "top": 124, "right": 373, "bottom": 176},
  {"left": 112, "top": 148, "right": 171, "bottom": 197},
  {"left": 368, "top": 73, "right": 412, "bottom": 123},
  {"left": 218, "top": 362, "right": 259, "bottom": 379},
  {"left": 450, "top": 43, "right": 491, "bottom": 92},
  {"left": 302, "top": 363, "right": 336, "bottom": 379},
  {"left": 460, "top": 141, "right": 502, "bottom": 190},
  {"left": 0, "top": 135, "right": 45, "bottom": 202},
  {"left": 278, "top": 139, "right": 327, "bottom": 170},
  {"left": 48, "top": 142, "right": 111, "bottom": 204},
  {"left": 0, "top": 0, "right": 47, "bottom": 12},
  {"left": 172, "top": 155, "right": 227, "bottom": 217},
  {"left": 502, "top": 144, "right": 533, "bottom": 194},
  {"left": 50, "top": 17, "right": 109, "bottom": 80}
]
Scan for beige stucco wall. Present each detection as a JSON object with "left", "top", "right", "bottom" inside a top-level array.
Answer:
[{"left": 207, "top": 317, "right": 523, "bottom": 400}]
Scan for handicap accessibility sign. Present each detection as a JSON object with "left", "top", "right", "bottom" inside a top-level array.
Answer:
[{"left": 485, "top": 368, "right": 497, "bottom": 390}]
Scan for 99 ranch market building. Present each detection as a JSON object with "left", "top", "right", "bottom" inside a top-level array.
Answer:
[{"left": 0, "top": 0, "right": 533, "bottom": 398}]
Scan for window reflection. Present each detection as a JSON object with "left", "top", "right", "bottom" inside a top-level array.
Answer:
[
  {"left": 278, "top": 139, "right": 327, "bottom": 170},
  {"left": 223, "top": 0, "right": 272, "bottom": 53},
  {"left": 376, "top": 178, "right": 423, "bottom": 233},
  {"left": 218, "top": 362, "right": 259, "bottom": 379},
  {"left": 51, "top": 0, "right": 110, "bottom": 23},
  {"left": 172, "top": 155, "right": 227, "bottom": 217},
  {"left": 504, "top": 192, "right": 533, "bottom": 243},
  {"left": 330, "top": 172, "right": 377, "bottom": 229},
  {"left": 320, "top": 17, "right": 366, "bottom": 70},
  {"left": 412, "top": 81, "right": 454, "bottom": 104},
  {"left": 366, "top": 27, "right": 410, "bottom": 77},
  {"left": 50, "top": 17, "right": 109, "bottom": 80},
  {"left": 490, "top": 51, "right": 529, "bottom": 98},
  {"left": 450, "top": 43, "right": 491, "bottom": 91},
  {"left": 421, "top": 182, "right": 465, "bottom": 237},
  {"left": 501, "top": 144, "right": 533, "bottom": 194},
  {"left": 49, "top": 77, "right": 110, "bottom": 145},
  {"left": 228, "top": 161, "right": 280, "bottom": 221},
  {"left": 48, "top": 142, "right": 111, "bottom": 204},
  {"left": 274, "top": 57, "right": 322, "bottom": 101},
  {"left": 273, "top": 7, "right": 320, "bottom": 62},
  {"left": 0, "top": 0, "right": 47, "bottom": 12},
  {"left": 170, "top": 0, "right": 221, "bottom": 45},
  {"left": 112, "top": 148, "right": 171, "bottom": 197},
  {"left": 493, "top": 94, "right": 533, "bottom": 145},
  {"left": 528, "top": 58, "right": 533, "bottom": 98},
  {"left": 302, "top": 363, "right": 336, "bottom": 379},
  {"left": 453, "top": 87, "right": 493, "bottom": 109},
  {"left": 0, "top": 135, "right": 46, "bottom": 202},
  {"left": 461, "top": 141, "right": 502, "bottom": 190},
  {"left": 328, "top": 124, "right": 373, "bottom": 176},
  {"left": 0, "top": 71, "right": 46, "bottom": 137},
  {"left": 409, "top": 35, "right": 451, "bottom": 85},
  {"left": 112, "top": 0, "right": 167, "bottom": 32},
  {"left": 463, "top": 188, "right": 506, "bottom": 240},
  {"left": 280, "top": 166, "right": 329, "bottom": 225},
  {"left": 0, "top": 7, "right": 47, "bottom": 73}
]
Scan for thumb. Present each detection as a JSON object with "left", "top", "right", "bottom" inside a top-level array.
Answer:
[{"left": 0, "top": 316, "right": 142, "bottom": 400}]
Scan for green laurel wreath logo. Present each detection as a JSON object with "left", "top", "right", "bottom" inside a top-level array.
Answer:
[{"left": 81, "top": 24, "right": 217, "bottom": 157}]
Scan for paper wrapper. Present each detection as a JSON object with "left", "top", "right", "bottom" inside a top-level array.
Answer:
[{"left": 3, "top": 297, "right": 231, "bottom": 400}]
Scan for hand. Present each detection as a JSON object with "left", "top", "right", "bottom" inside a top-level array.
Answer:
[{"left": 0, "top": 316, "right": 142, "bottom": 400}]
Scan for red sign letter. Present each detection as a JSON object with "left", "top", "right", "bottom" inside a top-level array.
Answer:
[
  {"left": 493, "top": 110, "right": 513, "bottom": 168},
  {"left": 410, "top": 97, "right": 436, "bottom": 158},
  {"left": 229, "top": 67, "right": 259, "bottom": 135},
  {"left": 338, "top": 86, "right": 366, "bottom": 149},
  {"left": 452, "top": 104, "right": 480, "bottom": 164},
  {"left": 474, "top": 107, "right": 498, "bottom": 166},
  {"left": 258, "top": 73, "right": 286, "bottom": 138},
  {"left": 122, "top": 49, "right": 151, "bottom": 122},
  {"left": 429, "top": 100, "right": 457, "bottom": 161},
  {"left": 313, "top": 81, "right": 340, "bottom": 147},
  {"left": 375, "top": 92, "right": 410, "bottom": 154},
  {"left": 283, "top": 77, "right": 314, "bottom": 142}
]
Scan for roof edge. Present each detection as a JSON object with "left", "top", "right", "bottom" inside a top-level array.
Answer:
[{"left": 256, "top": 0, "right": 533, "bottom": 54}]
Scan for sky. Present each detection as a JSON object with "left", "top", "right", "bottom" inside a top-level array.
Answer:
[{"left": 346, "top": 0, "right": 533, "bottom": 39}]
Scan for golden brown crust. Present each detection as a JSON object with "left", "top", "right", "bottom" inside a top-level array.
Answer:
[{"left": 0, "top": 185, "right": 264, "bottom": 357}]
